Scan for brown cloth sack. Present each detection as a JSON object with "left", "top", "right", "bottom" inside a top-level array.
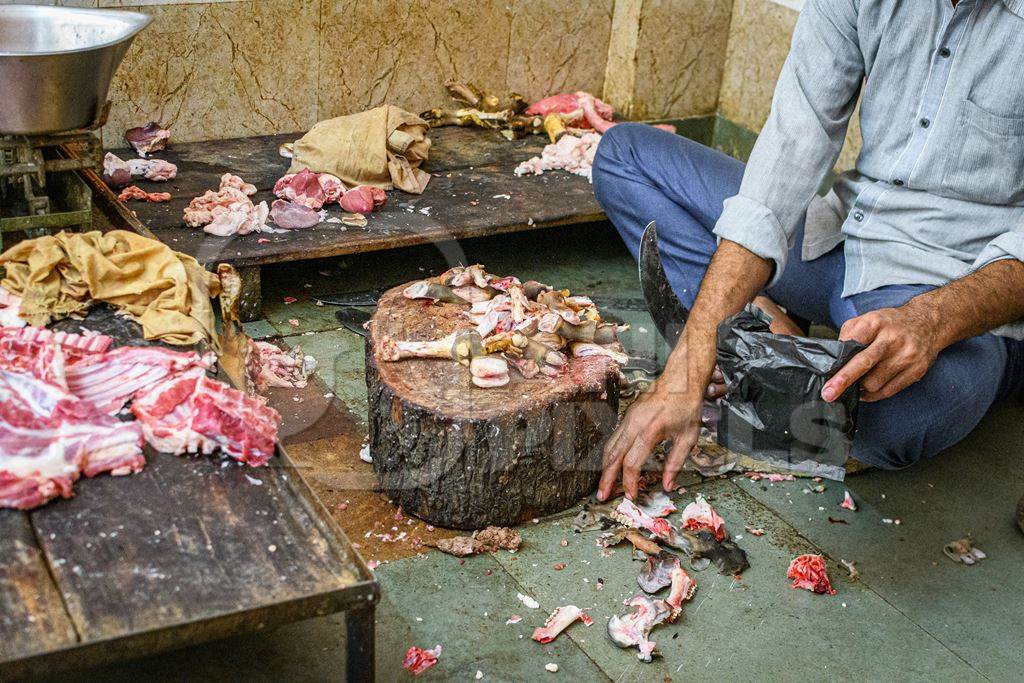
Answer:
[
  {"left": 0, "top": 230, "right": 220, "bottom": 346},
  {"left": 288, "top": 105, "right": 432, "bottom": 194}
]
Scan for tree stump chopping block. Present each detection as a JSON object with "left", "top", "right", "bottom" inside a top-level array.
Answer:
[{"left": 365, "top": 285, "right": 620, "bottom": 530}]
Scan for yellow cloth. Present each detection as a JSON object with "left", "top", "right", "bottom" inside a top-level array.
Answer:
[
  {"left": 0, "top": 230, "right": 220, "bottom": 346},
  {"left": 289, "top": 105, "right": 432, "bottom": 194}
]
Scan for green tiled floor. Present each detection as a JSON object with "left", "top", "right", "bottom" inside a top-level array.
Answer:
[{"left": 66, "top": 222, "right": 1023, "bottom": 682}]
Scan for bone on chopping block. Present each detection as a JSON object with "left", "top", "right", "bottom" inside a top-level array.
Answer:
[{"left": 364, "top": 266, "right": 622, "bottom": 528}]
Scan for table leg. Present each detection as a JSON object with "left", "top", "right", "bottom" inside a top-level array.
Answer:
[
  {"left": 345, "top": 605, "right": 375, "bottom": 683},
  {"left": 237, "top": 265, "right": 263, "bottom": 322}
]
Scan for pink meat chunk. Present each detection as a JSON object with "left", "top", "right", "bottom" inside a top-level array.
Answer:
[
  {"left": 273, "top": 169, "right": 345, "bottom": 210},
  {"left": 0, "top": 369, "right": 145, "bottom": 510},
  {"left": 124, "top": 122, "right": 170, "bottom": 157},
  {"left": 338, "top": 185, "right": 387, "bottom": 213},
  {"left": 270, "top": 199, "right": 321, "bottom": 230},
  {"left": 132, "top": 367, "right": 280, "bottom": 466}
]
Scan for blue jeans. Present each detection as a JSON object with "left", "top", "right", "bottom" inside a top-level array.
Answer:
[{"left": 592, "top": 123, "right": 1024, "bottom": 470}]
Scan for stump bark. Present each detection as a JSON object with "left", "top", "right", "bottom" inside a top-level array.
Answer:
[{"left": 365, "top": 285, "right": 619, "bottom": 529}]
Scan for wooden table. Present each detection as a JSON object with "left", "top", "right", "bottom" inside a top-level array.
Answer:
[
  {"left": 0, "top": 309, "right": 378, "bottom": 681},
  {"left": 97, "top": 128, "right": 604, "bottom": 320}
]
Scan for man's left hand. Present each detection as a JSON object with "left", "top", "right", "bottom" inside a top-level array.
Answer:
[{"left": 821, "top": 303, "right": 941, "bottom": 403}]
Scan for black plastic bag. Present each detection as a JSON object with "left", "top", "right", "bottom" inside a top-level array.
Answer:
[{"left": 715, "top": 306, "right": 864, "bottom": 480}]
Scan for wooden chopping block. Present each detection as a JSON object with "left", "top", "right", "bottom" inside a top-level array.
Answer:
[{"left": 365, "top": 284, "right": 620, "bottom": 529}]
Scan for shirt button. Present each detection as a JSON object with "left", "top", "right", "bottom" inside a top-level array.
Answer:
[
  {"left": 939, "top": 47, "right": 951, "bottom": 58},
  {"left": 853, "top": 211, "right": 864, "bottom": 222},
  {"left": 893, "top": 179, "right": 904, "bottom": 186},
  {"left": 920, "top": 118, "right": 931, "bottom": 128}
]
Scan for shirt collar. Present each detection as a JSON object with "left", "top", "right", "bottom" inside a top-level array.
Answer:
[{"left": 1003, "top": 0, "right": 1024, "bottom": 19}]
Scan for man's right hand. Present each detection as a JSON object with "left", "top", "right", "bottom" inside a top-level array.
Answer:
[{"left": 596, "top": 351, "right": 705, "bottom": 501}]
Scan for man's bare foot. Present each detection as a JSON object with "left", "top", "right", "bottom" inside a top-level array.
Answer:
[{"left": 754, "top": 295, "right": 805, "bottom": 335}]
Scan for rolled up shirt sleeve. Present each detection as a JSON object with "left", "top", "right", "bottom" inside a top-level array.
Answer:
[
  {"left": 713, "top": 0, "right": 865, "bottom": 287},
  {"left": 971, "top": 221, "right": 1024, "bottom": 273}
]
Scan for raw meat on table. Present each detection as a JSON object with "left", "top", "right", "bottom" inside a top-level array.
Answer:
[
  {"left": 127, "top": 158, "right": 178, "bottom": 181},
  {"left": 132, "top": 367, "right": 280, "bottom": 466},
  {"left": 0, "top": 368, "right": 144, "bottom": 510},
  {"left": 525, "top": 92, "right": 615, "bottom": 127},
  {"left": 0, "top": 286, "right": 25, "bottom": 328},
  {"left": 118, "top": 185, "right": 171, "bottom": 203},
  {"left": 102, "top": 152, "right": 132, "bottom": 188},
  {"left": 273, "top": 169, "right": 345, "bottom": 209},
  {"left": 183, "top": 173, "right": 268, "bottom": 236},
  {"left": 514, "top": 132, "right": 601, "bottom": 181},
  {"left": 124, "top": 121, "right": 170, "bottom": 157},
  {"left": 270, "top": 199, "right": 321, "bottom": 230},
  {"left": 338, "top": 185, "right": 387, "bottom": 213}
]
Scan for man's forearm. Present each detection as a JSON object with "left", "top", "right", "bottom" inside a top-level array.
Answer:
[
  {"left": 661, "top": 240, "right": 773, "bottom": 396},
  {"left": 904, "top": 259, "right": 1024, "bottom": 350}
]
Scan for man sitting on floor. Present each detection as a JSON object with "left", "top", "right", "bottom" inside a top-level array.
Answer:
[{"left": 591, "top": 0, "right": 1024, "bottom": 510}]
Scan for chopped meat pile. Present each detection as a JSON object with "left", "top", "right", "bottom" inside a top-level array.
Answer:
[
  {"left": 514, "top": 132, "right": 601, "bottom": 181},
  {"left": 787, "top": 554, "right": 837, "bottom": 595},
  {"left": 118, "top": 185, "right": 172, "bottom": 203},
  {"left": 380, "top": 265, "right": 626, "bottom": 388},
  {"left": 124, "top": 121, "right": 170, "bottom": 157},
  {"left": 0, "top": 325, "right": 281, "bottom": 509},
  {"left": 246, "top": 339, "right": 317, "bottom": 391},
  {"left": 183, "top": 173, "right": 269, "bottom": 236},
  {"left": 270, "top": 169, "right": 386, "bottom": 228},
  {"left": 273, "top": 169, "right": 344, "bottom": 210}
]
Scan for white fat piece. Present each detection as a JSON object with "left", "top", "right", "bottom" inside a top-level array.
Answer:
[{"left": 470, "top": 356, "right": 509, "bottom": 388}]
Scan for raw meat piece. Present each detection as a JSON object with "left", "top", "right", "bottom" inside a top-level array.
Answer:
[
  {"left": 273, "top": 169, "right": 345, "bottom": 209},
  {"left": 247, "top": 339, "right": 316, "bottom": 391},
  {"left": 270, "top": 199, "right": 321, "bottom": 229},
  {"left": 514, "top": 132, "right": 601, "bottom": 181},
  {"left": 532, "top": 605, "right": 593, "bottom": 643},
  {"left": 613, "top": 498, "right": 689, "bottom": 550},
  {"left": 131, "top": 367, "right": 280, "bottom": 466},
  {"left": 338, "top": 185, "right": 387, "bottom": 213},
  {"left": 219, "top": 173, "right": 257, "bottom": 196},
  {"left": 664, "top": 565, "right": 697, "bottom": 619},
  {"left": 118, "top": 185, "right": 171, "bottom": 203},
  {"left": 124, "top": 122, "right": 170, "bottom": 157},
  {"left": 525, "top": 92, "right": 614, "bottom": 127},
  {"left": 0, "top": 326, "right": 111, "bottom": 386},
  {"left": 787, "top": 554, "right": 836, "bottom": 595},
  {"left": 127, "top": 158, "right": 178, "bottom": 181},
  {"left": 63, "top": 345, "right": 213, "bottom": 414},
  {"left": 841, "top": 490, "right": 857, "bottom": 511},
  {"left": 570, "top": 341, "right": 629, "bottom": 365},
  {"left": 184, "top": 174, "right": 268, "bottom": 236},
  {"left": 402, "top": 645, "right": 441, "bottom": 676},
  {"left": 607, "top": 594, "right": 672, "bottom": 662},
  {"left": 637, "top": 551, "right": 681, "bottom": 594},
  {"left": 680, "top": 493, "right": 727, "bottom": 541},
  {"left": 0, "top": 368, "right": 144, "bottom": 510},
  {"left": 103, "top": 152, "right": 132, "bottom": 188},
  {"left": 0, "top": 286, "right": 25, "bottom": 328}
]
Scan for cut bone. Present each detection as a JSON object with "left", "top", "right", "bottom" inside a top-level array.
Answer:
[
  {"left": 570, "top": 342, "right": 628, "bottom": 365},
  {"left": 532, "top": 605, "right": 593, "bottom": 643}
]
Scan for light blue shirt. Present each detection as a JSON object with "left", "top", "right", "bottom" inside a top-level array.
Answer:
[{"left": 714, "top": 0, "right": 1024, "bottom": 338}]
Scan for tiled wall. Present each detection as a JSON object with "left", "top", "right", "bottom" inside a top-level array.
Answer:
[
  {"left": 11, "top": 0, "right": 733, "bottom": 142},
  {"left": 13, "top": 0, "right": 861, "bottom": 162},
  {"left": 718, "top": 0, "right": 862, "bottom": 169}
]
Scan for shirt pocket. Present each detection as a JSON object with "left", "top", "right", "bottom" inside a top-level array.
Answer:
[{"left": 942, "top": 99, "right": 1024, "bottom": 206}]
